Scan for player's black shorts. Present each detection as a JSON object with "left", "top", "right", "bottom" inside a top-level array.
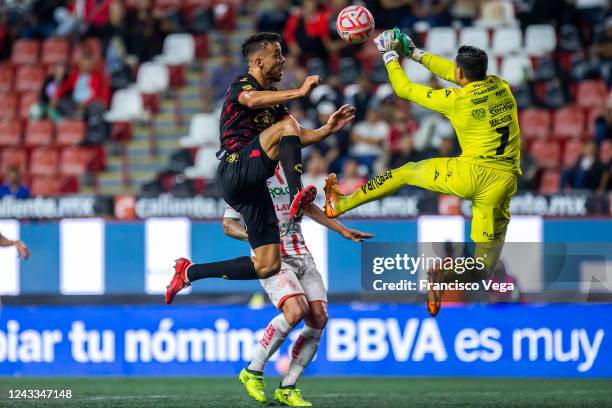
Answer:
[{"left": 217, "top": 136, "right": 280, "bottom": 249}]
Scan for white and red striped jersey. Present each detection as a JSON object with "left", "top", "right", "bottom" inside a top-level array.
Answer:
[{"left": 223, "top": 165, "right": 309, "bottom": 257}]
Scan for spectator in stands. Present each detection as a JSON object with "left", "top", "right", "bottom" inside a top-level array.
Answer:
[
  {"left": 422, "top": 136, "right": 458, "bottom": 159},
  {"left": 388, "top": 99, "right": 418, "bottom": 153},
  {"left": 590, "top": 16, "right": 612, "bottom": 84},
  {"left": 403, "top": 0, "right": 452, "bottom": 29},
  {"left": 349, "top": 108, "right": 389, "bottom": 172},
  {"left": 389, "top": 135, "right": 421, "bottom": 170},
  {"left": 365, "top": 0, "right": 413, "bottom": 29},
  {"left": 475, "top": 0, "right": 516, "bottom": 27},
  {"left": 208, "top": 51, "right": 242, "bottom": 104},
  {"left": 21, "top": 0, "right": 64, "bottom": 39},
  {"left": 346, "top": 75, "right": 376, "bottom": 123},
  {"left": 338, "top": 158, "right": 366, "bottom": 195},
  {"left": 302, "top": 149, "right": 329, "bottom": 206},
  {"left": 412, "top": 112, "right": 455, "bottom": 153},
  {"left": 31, "top": 62, "right": 70, "bottom": 122},
  {"left": 324, "top": 0, "right": 353, "bottom": 57},
  {"left": 126, "top": 0, "right": 165, "bottom": 64},
  {"left": 0, "top": 165, "right": 30, "bottom": 199},
  {"left": 256, "top": 0, "right": 290, "bottom": 36},
  {"left": 81, "top": 0, "right": 112, "bottom": 39},
  {"left": 449, "top": 0, "right": 479, "bottom": 26},
  {"left": 518, "top": 147, "right": 538, "bottom": 191},
  {"left": 284, "top": 0, "right": 331, "bottom": 62},
  {"left": 314, "top": 101, "right": 343, "bottom": 171},
  {"left": 53, "top": 51, "right": 109, "bottom": 114},
  {"left": 560, "top": 140, "right": 606, "bottom": 190}
]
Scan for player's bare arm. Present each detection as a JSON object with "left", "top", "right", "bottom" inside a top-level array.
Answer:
[
  {"left": 222, "top": 217, "right": 249, "bottom": 242},
  {"left": 304, "top": 204, "right": 374, "bottom": 242},
  {"left": 0, "top": 233, "right": 30, "bottom": 259},
  {"left": 238, "top": 75, "right": 320, "bottom": 109}
]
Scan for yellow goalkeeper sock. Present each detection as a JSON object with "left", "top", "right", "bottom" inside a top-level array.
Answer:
[{"left": 336, "top": 161, "right": 429, "bottom": 215}]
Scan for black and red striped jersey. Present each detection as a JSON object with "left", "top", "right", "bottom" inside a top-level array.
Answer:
[{"left": 218, "top": 73, "right": 289, "bottom": 154}]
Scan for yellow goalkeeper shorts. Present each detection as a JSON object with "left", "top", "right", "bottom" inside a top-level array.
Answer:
[{"left": 398, "top": 157, "right": 518, "bottom": 243}]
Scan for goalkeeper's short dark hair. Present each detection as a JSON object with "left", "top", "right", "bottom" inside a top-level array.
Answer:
[
  {"left": 456, "top": 45, "right": 488, "bottom": 81},
  {"left": 242, "top": 32, "right": 282, "bottom": 59}
]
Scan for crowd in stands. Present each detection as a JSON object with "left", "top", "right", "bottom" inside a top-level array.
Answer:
[{"left": 0, "top": 0, "right": 611, "bottom": 200}]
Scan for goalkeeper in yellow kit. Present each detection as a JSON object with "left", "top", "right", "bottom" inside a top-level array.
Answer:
[{"left": 324, "top": 29, "right": 522, "bottom": 317}]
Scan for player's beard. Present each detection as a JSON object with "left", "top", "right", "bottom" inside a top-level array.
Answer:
[{"left": 268, "top": 65, "right": 284, "bottom": 83}]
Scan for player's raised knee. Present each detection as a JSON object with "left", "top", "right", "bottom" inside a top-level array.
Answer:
[{"left": 278, "top": 116, "right": 300, "bottom": 137}]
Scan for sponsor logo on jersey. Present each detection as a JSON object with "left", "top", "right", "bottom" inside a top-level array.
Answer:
[
  {"left": 254, "top": 109, "right": 275, "bottom": 128},
  {"left": 495, "top": 89, "right": 508, "bottom": 97},
  {"left": 473, "top": 84, "right": 499, "bottom": 96},
  {"left": 471, "top": 108, "right": 486, "bottom": 120},
  {"left": 242, "top": 84, "right": 254, "bottom": 91},
  {"left": 489, "top": 100, "right": 515, "bottom": 116},
  {"left": 471, "top": 96, "right": 488, "bottom": 105},
  {"left": 269, "top": 186, "right": 290, "bottom": 198},
  {"left": 360, "top": 170, "right": 393, "bottom": 194},
  {"left": 489, "top": 113, "right": 512, "bottom": 127}
]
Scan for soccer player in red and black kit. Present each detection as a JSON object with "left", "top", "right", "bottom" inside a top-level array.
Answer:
[{"left": 165, "top": 32, "right": 355, "bottom": 302}]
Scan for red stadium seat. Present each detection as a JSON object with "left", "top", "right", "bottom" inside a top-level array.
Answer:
[
  {"left": 56, "top": 119, "right": 86, "bottom": 145},
  {"left": 59, "top": 146, "right": 92, "bottom": 176},
  {"left": 530, "top": 140, "right": 561, "bottom": 169},
  {"left": 0, "top": 94, "right": 18, "bottom": 120},
  {"left": 519, "top": 109, "right": 551, "bottom": 139},
  {"left": 552, "top": 106, "right": 585, "bottom": 138},
  {"left": 562, "top": 138, "right": 583, "bottom": 167},
  {"left": 25, "top": 120, "right": 54, "bottom": 146},
  {"left": 11, "top": 39, "right": 40, "bottom": 65},
  {"left": 30, "top": 175, "right": 62, "bottom": 196},
  {"left": 30, "top": 147, "right": 59, "bottom": 176},
  {"left": 539, "top": 170, "right": 560, "bottom": 194},
  {"left": 0, "top": 147, "right": 28, "bottom": 175},
  {"left": 15, "top": 65, "right": 45, "bottom": 93},
  {"left": 41, "top": 37, "right": 71, "bottom": 66},
  {"left": 19, "top": 92, "right": 40, "bottom": 120},
  {"left": 600, "top": 140, "right": 612, "bottom": 164},
  {"left": 0, "top": 121, "right": 23, "bottom": 146},
  {"left": 0, "top": 64, "right": 14, "bottom": 93},
  {"left": 576, "top": 80, "right": 607, "bottom": 108}
]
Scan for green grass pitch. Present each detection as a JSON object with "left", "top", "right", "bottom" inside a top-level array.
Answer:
[{"left": 0, "top": 377, "right": 611, "bottom": 407}]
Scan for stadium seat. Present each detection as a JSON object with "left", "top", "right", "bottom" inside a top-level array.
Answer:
[
  {"left": 0, "top": 121, "right": 23, "bottom": 146},
  {"left": 104, "top": 89, "right": 149, "bottom": 122},
  {"left": 18, "top": 92, "right": 39, "bottom": 120},
  {"left": 530, "top": 140, "right": 561, "bottom": 169},
  {"left": 30, "top": 175, "right": 62, "bottom": 196},
  {"left": 41, "top": 37, "right": 71, "bottom": 66},
  {"left": 519, "top": 109, "right": 551, "bottom": 139},
  {"left": 425, "top": 27, "right": 457, "bottom": 56},
  {"left": 25, "top": 120, "right": 54, "bottom": 146},
  {"left": 402, "top": 59, "right": 432, "bottom": 84},
  {"left": 56, "top": 119, "right": 86, "bottom": 145},
  {"left": 15, "top": 65, "right": 45, "bottom": 93},
  {"left": 157, "top": 33, "right": 195, "bottom": 65},
  {"left": 487, "top": 55, "right": 499, "bottom": 76},
  {"left": 576, "top": 80, "right": 607, "bottom": 108},
  {"left": 600, "top": 140, "right": 612, "bottom": 164},
  {"left": 184, "top": 147, "right": 217, "bottom": 179},
  {"left": 458, "top": 26, "right": 489, "bottom": 50},
  {"left": 0, "top": 64, "right": 14, "bottom": 93},
  {"left": 525, "top": 24, "right": 557, "bottom": 55},
  {"left": 30, "top": 147, "right": 59, "bottom": 176},
  {"left": 500, "top": 55, "right": 532, "bottom": 86},
  {"left": 136, "top": 62, "right": 170, "bottom": 94},
  {"left": 0, "top": 147, "right": 28, "bottom": 175},
  {"left": 0, "top": 94, "right": 18, "bottom": 120},
  {"left": 563, "top": 138, "right": 584, "bottom": 166},
  {"left": 492, "top": 27, "right": 522, "bottom": 56},
  {"left": 59, "top": 146, "right": 92, "bottom": 176},
  {"left": 11, "top": 39, "right": 40, "bottom": 65},
  {"left": 539, "top": 170, "right": 560, "bottom": 194},
  {"left": 179, "top": 113, "right": 219, "bottom": 148},
  {"left": 553, "top": 106, "right": 585, "bottom": 138}
]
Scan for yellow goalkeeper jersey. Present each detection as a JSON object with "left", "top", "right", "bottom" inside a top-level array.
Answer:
[{"left": 386, "top": 54, "right": 522, "bottom": 175}]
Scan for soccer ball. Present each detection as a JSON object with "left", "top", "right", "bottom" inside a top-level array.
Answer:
[{"left": 336, "top": 5, "right": 375, "bottom": 44}]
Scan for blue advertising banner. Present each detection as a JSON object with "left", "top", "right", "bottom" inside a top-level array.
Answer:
[{"left": 0, "top": 304, "right": 610, "bottom": 378}]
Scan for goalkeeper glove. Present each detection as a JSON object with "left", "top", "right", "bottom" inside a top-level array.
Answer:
[
  {"left": 392, "top": 27, "right": 425, "bottom": 62},
  {"left": 373, "top": 30, "right": 399, "bottom": 64}
]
